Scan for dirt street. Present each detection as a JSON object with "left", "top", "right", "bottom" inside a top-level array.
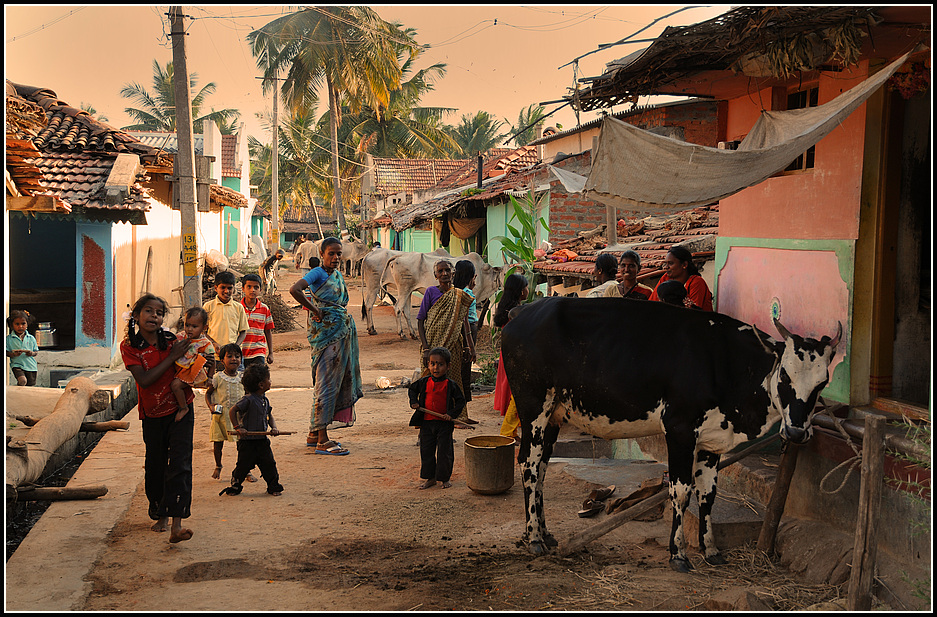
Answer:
[{"left": 72, "top": 266, "right": 826, "bottom": 611}]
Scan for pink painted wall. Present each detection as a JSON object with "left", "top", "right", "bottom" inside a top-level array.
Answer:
[
  {"left": 719, "top": 60, "right": 871, "bottom": 241},
  {"left": 718, "top": 246, "right": 847, "bottom": 376}
]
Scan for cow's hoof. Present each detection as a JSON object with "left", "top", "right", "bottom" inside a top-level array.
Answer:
[
  {"left": 704, "top": 552, "right": 727, "bottom": 566},
  {"left": 669, "top": 557, "right": 693, "bottom": 573},
  {"left": 543, "top": 532, "right": 558, "bottom": 548},
  {"left": 367, "top": 328, "right": 376, "bottom": 335},
  {"left": 527, "top": 541, "right": 548, "bottom": 556}
]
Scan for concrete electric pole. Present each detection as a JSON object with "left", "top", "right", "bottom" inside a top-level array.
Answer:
[{"left": 170, "top": 6, "right": 201, "bottom": 308}]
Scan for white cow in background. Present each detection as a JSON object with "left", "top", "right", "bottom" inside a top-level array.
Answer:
[
  {"left": 294, "top": 235, "right": 368, "bottom": 276},
  {"left": 363, "top": 250, "right": 502, "bottom": 339}
]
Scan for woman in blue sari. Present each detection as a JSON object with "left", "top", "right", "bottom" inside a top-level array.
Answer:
[{"left": 290, "top": 237, "right": 362, "bottom": 455}]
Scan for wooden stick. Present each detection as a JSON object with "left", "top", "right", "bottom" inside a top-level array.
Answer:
[
  {"left": 80, "top": 421, "right": 131, "bottom": 432},
  {"left": 15, "top": 485, "right": 108, "bottom": 501},
  {"left": 847, "top": 415, "right": 885, "bottom": 611},
  {"left": 417, "top": 407, "right": 475, "bottom": 429},
  {"left": 234, "top": 430, "right": 295, "bottom": 436},
  {"left": 757, "top": 442, "right": 801, "bottom": 554},
  {"left": 559, "top": 433, "right": 781, "bottom": 555}
]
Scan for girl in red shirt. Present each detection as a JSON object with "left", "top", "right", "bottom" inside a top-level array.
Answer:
[{"left": 120, "top": 293, "right": 195, "bottom": 544}]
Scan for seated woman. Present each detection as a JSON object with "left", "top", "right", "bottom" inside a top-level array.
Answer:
[
  {"left": 604, "top": 250, "right": 653, "bottom": 300},
  {"left": 586, "top": 253, "right": 619, "bottom": 297},
  {"left": 649, "top": 246, "right": 713, "bottom": 311}
]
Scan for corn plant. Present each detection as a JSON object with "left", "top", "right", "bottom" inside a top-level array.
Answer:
[{"left": 487, "top": 189, "right": 549, "bottom": 304}]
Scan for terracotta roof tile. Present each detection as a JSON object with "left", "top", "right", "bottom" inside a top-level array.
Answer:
[
  {"left": 371, "top": 157, "right": 470, "bottom": 195},
  {"left": 6, "top": 81, "right": 164, "bottom": 220},
  {"left": 221, "top": 134, "right": 239, "bottom": 178}
]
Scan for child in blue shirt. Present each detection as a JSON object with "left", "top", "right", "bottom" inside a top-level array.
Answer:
[
  {"left": 453, "top": 260, "right": 478, "bottom": 404},
  {"left": 6, "top": 310, "right": 38, "bottom": 386}
]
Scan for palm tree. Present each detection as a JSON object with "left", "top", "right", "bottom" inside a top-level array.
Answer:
[
  {"left": 445, "top": 111, "right": 507, "bottom": 156},
  {"left": 249, "top": 7, "right": 419, "bottom": 230},
  {"left": 345, "top": 40, "right": 459, "bottom": 159},
  {"left": 119, "top": 59, "right": 240, "bottom": 134},
  {"left": 505, "top": 103, "right": 547, "bottom": 147},
  {"left": 79, "top": 102, "right": 109, "bottom": 123}
]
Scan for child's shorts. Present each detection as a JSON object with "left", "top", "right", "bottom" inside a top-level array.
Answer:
[
  {"left": 209, "top": 406, "right": 238, "bottom": 442},
  {"left": 12, "top": 368, "right": 37, "bottom": 386}
]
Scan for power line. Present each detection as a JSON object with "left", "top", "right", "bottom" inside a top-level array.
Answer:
[{"left": 6, "top": 6, "right": 87, "bottom": 43}]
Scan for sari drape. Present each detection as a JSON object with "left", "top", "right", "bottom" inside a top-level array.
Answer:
[
  {"left": 307, "top": 269, "right": 362, "bottom": 431},
  {"left": 421, "top": 287, "right": 473, "bottom": 420}
]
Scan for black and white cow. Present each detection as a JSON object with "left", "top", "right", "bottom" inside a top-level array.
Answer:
[{"left": 501, "top": 297, "right": 841, "bottom": 572}]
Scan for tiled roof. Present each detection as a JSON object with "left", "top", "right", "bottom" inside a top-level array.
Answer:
[
  {"left": 221, "top": 134, "right": 239, "bottom": 178},
  {"left": 371, "top": 157, "right": 470, "bottom": 196},
  {"left": 435, "top": 146, "right": 539, "bottom": 189},
  {"left": 5, "top": 81, "right": 163, "bottom": 221},
  {"left": 24, "top": 151, "right": 150, "bottom": 221}
]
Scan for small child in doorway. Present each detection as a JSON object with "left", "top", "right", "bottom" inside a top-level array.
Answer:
[
  {"left": 204, "top": 343, "right": 254, "bottom": 482},
  {"left": 407, "top": 347, "right": 466, "bottom": 490},
  {"left": 170, "top": 307, "right": 213, "bottom": 421},
  {"left": 6, "top": 310, "right": 38, "bottom": 386},
  {"left": 221, "top": 363, "right": 284, "bottom": 496}
]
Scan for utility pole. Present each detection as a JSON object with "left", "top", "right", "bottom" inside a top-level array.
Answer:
[
  {"left": 270, "top": 75, "right": 280, "bottom": 255},
  {"left": 170, "top": 6, "right": 200, "bottom": 308}
]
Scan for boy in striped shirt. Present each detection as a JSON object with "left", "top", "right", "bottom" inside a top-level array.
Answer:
[{"left": 240, "top": 274, "right": 275, "bottom": 369}]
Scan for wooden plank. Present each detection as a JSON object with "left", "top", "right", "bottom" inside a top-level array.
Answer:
[
  {"left": 5, "top": 195, "right": 68, "bottom": 212},
  {"left": 870, "top": 397, "right": 929, "bottom": 421},
  {"left": 847, "top": 415, "right": 885, "bottom": 611}
]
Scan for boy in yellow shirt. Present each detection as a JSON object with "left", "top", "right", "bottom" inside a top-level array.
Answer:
[{"left": 203, "top": 271, "right": 248, "bottom": 368}]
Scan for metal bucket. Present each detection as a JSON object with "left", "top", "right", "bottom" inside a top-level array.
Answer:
[
  {"left": 464, "top": 435, "right": 516, "bottom": 495},
  {"left": 36, "top": 322, "right": 58, "bottom": 348}
]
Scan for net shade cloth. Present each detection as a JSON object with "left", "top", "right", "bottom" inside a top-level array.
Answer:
[{"left": 581, "top": 52, "right": 910, "bottom": 212}]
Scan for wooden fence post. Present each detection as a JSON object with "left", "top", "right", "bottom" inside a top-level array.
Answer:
[
  {"left": 847, "top": 415, "right": 885, "bottom": 610},
  {"left": 756, "top": 442, "right": 801, "bottom": 554}
]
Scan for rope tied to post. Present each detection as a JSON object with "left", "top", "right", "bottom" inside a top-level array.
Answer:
[{"left": 816, "top": 402, "right": 863, "bottom": 495}]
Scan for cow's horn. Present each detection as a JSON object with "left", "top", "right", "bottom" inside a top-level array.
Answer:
[
  {"left": 773, "top": 318, "right": 792, "bottom": 341},
  {"left": 830, "top": 321, "right": 843, "bottom": 348}
]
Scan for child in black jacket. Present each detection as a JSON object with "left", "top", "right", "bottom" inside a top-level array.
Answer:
[{"left": 408, "top": 347, "right": 466, "bottom": 489}]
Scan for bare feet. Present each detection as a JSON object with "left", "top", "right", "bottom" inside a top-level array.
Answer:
[
  {"left": 245, "top": 472, "right": 257, "bottom": 482},
  {"left": 174, "top": 406, "right": 188, "bottom": 422},
  {"left": 211, "top": 466, "right": 222, "bottom": 479},
  {"left": 169, "top": 527, "right": 193, "bottom": 543},
  {"left": 441, "top": 481, "right": 452, "bottom": 489},
  {"left": 151, "top": 518, "right": 169, "bottom": 532},
  {"left": 418, "top": 479, "right": 436, "bottom": 490}
]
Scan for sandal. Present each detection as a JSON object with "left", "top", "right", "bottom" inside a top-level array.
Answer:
[
  {"left": 578, "top": 498, "right": 604, "bottom": 518},
  {"left": 315, "top": 444, "right": 349, "bottom": 456}
]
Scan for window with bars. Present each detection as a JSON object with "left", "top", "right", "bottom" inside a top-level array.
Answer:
[{"left": 784, "top": 86, "right": 819, "bottom": 172}]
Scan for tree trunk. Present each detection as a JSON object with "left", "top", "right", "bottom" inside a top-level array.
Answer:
[
  {"left": 328, "top": 80, "right": 347, "bottom": 232},
  {"left": 7, "top": 385, "right": 110, "bottom": 420},
  {"left": 305, "top": 185, "right": 324, "bottom": 240},
  {"left": 6, "top": 377, "right": 101, "bottom": 489}
]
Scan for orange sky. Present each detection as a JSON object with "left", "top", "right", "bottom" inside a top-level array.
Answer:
[{"left": 5, "top": 5, "right": 730, "bottom": 147}]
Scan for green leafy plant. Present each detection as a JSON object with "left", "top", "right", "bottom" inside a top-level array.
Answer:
[{"left": 487, "top": 189, "right": 549, "bottom": 304}]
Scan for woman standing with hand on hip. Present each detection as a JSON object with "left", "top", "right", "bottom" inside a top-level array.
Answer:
[{"left": 290, "top": 237, "right": 362, "bottom": 455}]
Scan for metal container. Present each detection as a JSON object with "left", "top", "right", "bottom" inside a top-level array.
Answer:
[
  {"left": 36, "top": 322, "right": 58, "bottom": 348},
  {"left": 464, "top": 435, "right": 516, "bottom": 495}
]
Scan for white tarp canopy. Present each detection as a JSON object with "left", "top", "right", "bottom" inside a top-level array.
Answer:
[{"left": 581, "top": 52, "right": 910, "bottom": 212}]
